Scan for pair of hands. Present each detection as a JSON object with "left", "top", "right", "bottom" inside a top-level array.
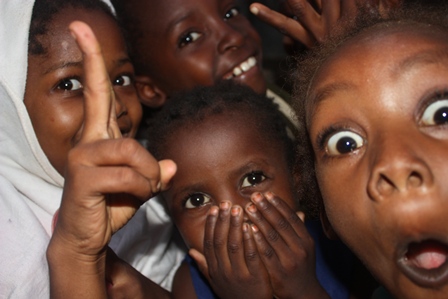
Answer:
[
  {"left": 190, "top": 192, "right": 328, "bottom": 299},
  {"left": 47, "top": 22, "right": 175, "bottom": 299},
  {"left": 249, "top": 0, "right": 401, "bottom": 49}
]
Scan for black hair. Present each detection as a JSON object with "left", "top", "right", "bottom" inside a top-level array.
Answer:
[
  {"left": 144, "top": 81, "right": 306, "bottom": 205},
  {"left": 292, "top": 2, "right": 448, "bottom": 217},
  {"left": 146, "top": 81, "right": 293, "bottom": 160},
  {"left": 28, "top": 0, "right": 115, "bottom": 55}
]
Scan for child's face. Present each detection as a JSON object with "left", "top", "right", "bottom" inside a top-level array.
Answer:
[
  {"left": 24, "top": 7, "right": 142, "bottom": 175},
  {"left": 307, "top": 26, "right": 448, "bottom": 298},
  {"left": 162, "top": 111, "right": 295, "bottom": 252},
  {"left": 134, "top": 0, "right": 266, "bottom": 95}
]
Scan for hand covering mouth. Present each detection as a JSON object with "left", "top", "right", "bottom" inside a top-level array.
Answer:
[{"left": 398, "top": 239, "right": 448, "bottom": 287}]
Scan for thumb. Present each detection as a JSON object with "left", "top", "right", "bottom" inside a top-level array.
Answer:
[
  {"left": 189, "top": 248, "right": 209, "bottom": 278},
  {"left": 158, "top": 159, "right": 177, "bottom": 191}
]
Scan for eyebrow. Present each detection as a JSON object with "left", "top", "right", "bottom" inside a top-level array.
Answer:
[
  {"left": 308, "top": 81, "right": 355, "bottom": 123},
  {"left": 44, "top": 57, "right": 132, "bottom": 75},
  {"left": 308, "top": 48, "right": 448, "bottom": 121},
  {"left": 44, "top": 61, "right": 83, "bottom": 75},
  {"left": 166, "top": 12, "right": 193, "bottom": 35},
  {"left": 392, "top": 48, "right": 448, "bottom": 77}
]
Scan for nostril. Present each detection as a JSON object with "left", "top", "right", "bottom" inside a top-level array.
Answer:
[
  {"left": 408, "top": 171, "right": 423, "bottom": 188},
  {"left": 376, "top": 174, "right": 396, "bottom": 197}
]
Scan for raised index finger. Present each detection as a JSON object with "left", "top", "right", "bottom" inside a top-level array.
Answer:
[{"left": 68, "top": 21, "right": 121, "bottom": 143}]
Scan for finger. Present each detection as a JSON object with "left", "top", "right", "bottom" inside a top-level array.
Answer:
[
  {"left": 158, "top": 159, "right": 177, "bottom": 192},
  {"left": 249, "top": 222, "right": 281, "bottom": 270},
  {"left": 340, "top": 0, "right": 358, "bottom": 19},
  {"left": 246, "top": 193, "right": 290, "bottom": 253},
  {"left": 227, "top": 205, "right": 248, "bottom": 273},
  {"left": 320, "top": 0, "right": 341, "bottom": 37},
  {"left": 263, "top": 192, "right": 310, "bottom": 240},
  {"left": 69, "top": 21, "right": 120, "bottom": 143},
  {"left": 213, "top": 201, "right": 232, "bottom": 270},
  {"left": 242, "top": 223, "right": 265, "bottom": 275},
  {"left": 189, "top": 248, "right": 210, "bottom": 280},
  {"left": 69, "top": 138, "right": 163, "bottom": 193},
  {"left": 250, "top": 3, "right": 316, "bottom": 49},
  {"left": 203, "top": 206, "right": 219, "bottom": 274}
]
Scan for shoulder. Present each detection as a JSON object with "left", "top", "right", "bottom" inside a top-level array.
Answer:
[{"left": 172, "top": 261, "right": 198, "bottom": 299}]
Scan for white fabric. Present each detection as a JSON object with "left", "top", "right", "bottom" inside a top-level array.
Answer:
[{"left": 0, "top": 1, "right": 184, "bottom": 297}]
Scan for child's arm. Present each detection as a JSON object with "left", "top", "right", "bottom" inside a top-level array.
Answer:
[
  {"left": 245, "top": 192, "right": 329, "bottom": 299},
  {"left": 46, "top": 21, "right": 175, "bottom": 299},
  {"left": 189, "top": 204, "right": 273, "bottom": 299},
  {"left": 249, "top": 0, "right": 401, "bottom": 49}
]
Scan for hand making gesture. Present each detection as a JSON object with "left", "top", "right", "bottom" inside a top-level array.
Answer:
[{"left": 46, "top": 21, "right": 176, "bottom": 299}]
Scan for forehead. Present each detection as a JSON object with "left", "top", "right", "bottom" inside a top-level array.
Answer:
[
  {"left": 136, "top": 0, "right": 226, "bottom": 31},
  {"left": 164, "top": 109, "right": 279, "bottom": 164},
  {"left": 307, "top": 25, "right": 448, "bottom": 118},
  {"left": 42, "top": 7, "right": 123, "bottom": 50}
]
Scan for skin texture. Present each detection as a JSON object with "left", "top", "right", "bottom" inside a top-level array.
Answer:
[
  {"left": 307, "top": 25, "right": 448, "bottom": 298},
  {"left": 128, "top": 0, "right": 266, "bottom": 95},
  {"left": 24, "top": 7, "right": 142, "bottom": 175},
  {"left": 162, "top": 110, "right": 327, "bottom": 298},
  {"left": 34, "top": 8, "right": 176, "bottom": 299}
]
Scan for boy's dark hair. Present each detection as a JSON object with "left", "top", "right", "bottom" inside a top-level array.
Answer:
[
  {"left": 109, "top": 0, "right": 150, "bottom": 76},
  {"left": 144, "top": 81, "right": 306, "bottom": 204},
  {"left": 29, "top": 0, "right": 115, "bottom": 55},
  {"left": 292, "top": 2, "right": 448, "bottom": 217}
]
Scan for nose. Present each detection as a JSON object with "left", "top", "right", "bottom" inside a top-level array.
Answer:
[
  {"left": 114, "top": 93, "right": 128, "bottom": 119},
  {"left": 215, "top": 20, "right": 245, "bottom": 54},
  {"left": 367, "top": 133, "right": 433, "bottom": 201}
]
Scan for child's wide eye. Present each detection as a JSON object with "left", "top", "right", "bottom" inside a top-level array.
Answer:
[
  {"left": 114, "top": 75, "right": 132, "bottom": 87},
  {"left": 421, "top": 99, "right": 448, "bottom": 125},
  {"left": 241, "top": 171, "right": 266, "bottom": 188},
  {"left": 56, "top": 78, "right": 83, "bottom": 91},
  {"left": 178, "top": 32, "right": 202, "bottom": 48},
  {"left": 326, "top": 131, "right": 364, "bottom": 155},
  {"left": 185, "top": 193, "right": 212, "bottom": 209},
  {"left": 224, "top": 7, "right": 239, "bottom": 20}
]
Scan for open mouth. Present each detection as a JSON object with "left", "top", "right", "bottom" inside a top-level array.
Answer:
[
  {"left": 223, "top": 56, "right": 257, "bottom": 80},
  {"left": 398, "top": 239, "right": 448, "bottom": 287}
]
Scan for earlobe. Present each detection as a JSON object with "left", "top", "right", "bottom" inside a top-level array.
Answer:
[
  {"left": 135, "top": 75, "right": 167, "bottom": 108},
  {"left": 320, "top": 208, "right": 339, "bottom": 240}
]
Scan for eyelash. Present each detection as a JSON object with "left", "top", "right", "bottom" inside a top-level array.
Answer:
[{"left": 316, "top": 125, "right": 341, "bottom": 152}]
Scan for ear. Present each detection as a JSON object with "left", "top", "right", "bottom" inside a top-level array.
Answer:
[
  {"left": 320, "top": 207, "right": 339, "bottom": 240},
  {"left": 135, "top": 75, "right": 167, "bottom": 108}
]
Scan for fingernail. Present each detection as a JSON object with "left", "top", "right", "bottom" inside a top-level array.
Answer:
[
  {"left": 251, "top": 192, "right": 262, "bottom": 203},
  {"left": 246, "top": 203, "right": 257, "bottom": 214},
  {"left": 250, "top": 5, "right": 259, "bottom": 15},
  {"left": 156, "top": 181, "right": 162, "bottom": 192},
  {"left": 264, "top": 191, "right": 274, "bottom": 201},
  {"left": 231, "top": 206, "right": 241, "bottom": 216},
  {"left": 220, "top": 201, "right": 230, "bottom": 211},
  {"left": 209, "top": 206, "right": 219, "bottom": 216},
  {"left": 251, "top": 224, "right": 259, "bottom": 233}
]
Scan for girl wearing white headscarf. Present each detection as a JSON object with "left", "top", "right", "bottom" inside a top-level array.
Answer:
[{"left": 0, "top": 1, "right": 184, "bottom": 297}]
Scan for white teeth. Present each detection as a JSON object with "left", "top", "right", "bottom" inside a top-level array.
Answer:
[
  {"left": 240, "top": 61, "right": 250, "bottom": 72},
  {"left": 248, "top": 57, "right": 256, "bottom": 67},
  {"left": 228, "top": 56, "right": 257, "bottom": 79},
  {"left": 233, "top": 67, "right": 242, "bottom": 76}
]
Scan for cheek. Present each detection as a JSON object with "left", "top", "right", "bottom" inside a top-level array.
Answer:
[{"left": 176, "top": 217, "right": 205, "bottom": 252}]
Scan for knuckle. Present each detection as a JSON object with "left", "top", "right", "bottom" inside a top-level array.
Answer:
[
  {"left": 204, "top": 239, "right": 214, "bottom": 251},
  {"left": 290, "top": 1, "right": 307, "bottom": 18},
  {"left": 227, "top": 242, "right": 241, "bottom": 254},
  {"left": 276, "top": 217, "right": 290, "bottom": 231},
  {"left": 245, "top": 250, "right": 258, "bottom": 262},
  {"left": 267, "top": 229, "right": 280, "bottom": 243},
  {"left": 263, "top": 247, "right": 275, "bottom": 259},
  {"left": 213, "top": 238, "right": 226, "bottom": 249}
]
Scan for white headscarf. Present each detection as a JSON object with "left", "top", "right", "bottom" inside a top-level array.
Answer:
[{"left": 0, "top": 1, "right": 184, "bottom": 297}]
